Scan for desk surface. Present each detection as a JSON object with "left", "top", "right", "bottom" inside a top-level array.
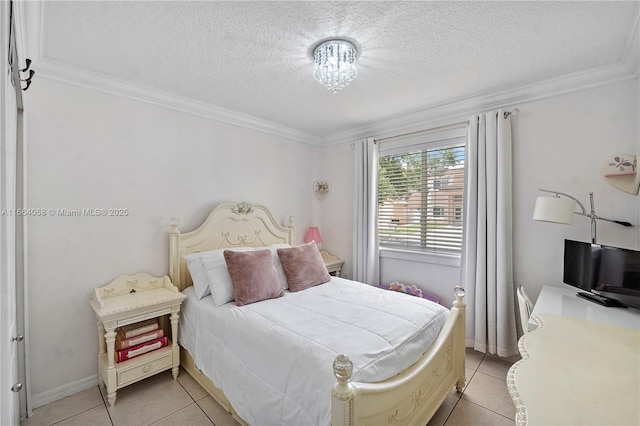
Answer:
[
  {"left": 529, "top": 285, "right": 640, "bottom": 331},
  {"left": 509, "top": 313, "right": 640, "bottom": 426}
]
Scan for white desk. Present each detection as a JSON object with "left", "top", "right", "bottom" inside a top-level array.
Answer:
[
  {"left": 512, "top": 285, "right": 640, "bottom": 425},
  {"left": 509, "top": 313, "right": 640, "bottom": 426},
  {"left": 528, "top": 285, "right": 640, "bottom": 331}
]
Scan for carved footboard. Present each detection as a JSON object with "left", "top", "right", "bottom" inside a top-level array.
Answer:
[{"left": 332, "top": 287, "right": 466, "bottom": 426}]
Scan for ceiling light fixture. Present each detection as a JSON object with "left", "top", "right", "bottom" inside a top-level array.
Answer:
[{"left": 313, "top": 39, "right": 358, "bottom": 93}]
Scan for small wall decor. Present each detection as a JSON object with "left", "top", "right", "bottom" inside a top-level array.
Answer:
[
  {"left": 601, "top": 152, "right": 639, "bottom": 195},
  {"left": 314, "top": 181, "right": 330, "bottom": 201}
]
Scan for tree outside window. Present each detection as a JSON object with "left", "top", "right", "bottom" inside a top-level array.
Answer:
[{"left": 378, "top": 144, "right": 465, "bottom": 254}]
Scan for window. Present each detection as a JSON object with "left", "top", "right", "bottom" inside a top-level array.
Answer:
[
  {"left": 432, "top": 206, "right": 445, "bottom": 217},
  {"left": 433, "top": 179, "right": 449, "bottom": 189},
  {"left": 454, "top": 205, "right": 463, "bottom": 222},
  {"left": 377, "top": 128, "right": 466, "bottom": 256},
  {"left": 454, "top": 195, "right": 463, "bottom": 222}
]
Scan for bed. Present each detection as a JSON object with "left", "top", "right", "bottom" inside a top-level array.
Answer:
[{"left": 169, "top": 201, "right": 466, "bottom": 425}]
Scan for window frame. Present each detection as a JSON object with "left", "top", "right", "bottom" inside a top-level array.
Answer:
[{"left": 377, "top": 125, "right": 467, "bottom": 264}]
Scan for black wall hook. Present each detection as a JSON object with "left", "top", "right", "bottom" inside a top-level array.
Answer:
[
  {"left": 20, "top": 58, "right": 31, "bottom": 72},
  {"left": 19, "top": 59, "right": 34, "bottom": 91}
]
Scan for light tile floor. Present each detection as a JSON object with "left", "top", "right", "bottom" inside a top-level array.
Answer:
[{"left": 21, "top": 349, "right": 518, "bottom": 426}]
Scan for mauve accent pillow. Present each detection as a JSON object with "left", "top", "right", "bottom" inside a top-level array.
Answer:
[
  {"left": 277, "top": 242, "right": 331, "bottom": 292},
  {"left": 223, "top": 249, "right": 284, "bottom": 306}
]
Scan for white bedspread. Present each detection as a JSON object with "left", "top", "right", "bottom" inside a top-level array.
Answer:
[{"left": 179, "top": 277, "right": 448, "bottom": 426}]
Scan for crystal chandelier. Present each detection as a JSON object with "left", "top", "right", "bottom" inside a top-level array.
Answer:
[{"left": 313, "top": 39, "right": 358, "bottom": 92}]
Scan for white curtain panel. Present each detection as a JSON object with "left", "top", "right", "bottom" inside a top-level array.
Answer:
[
  {"left": 460, "top": 110, "right": 518, "bottom": 357},
  {"left": 352, "top": 138, "right": 380, "bottom": 285}
]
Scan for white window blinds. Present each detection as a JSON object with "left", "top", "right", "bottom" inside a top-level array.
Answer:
[{"left": 378, "top": 128, "right": 466, "bottom": 255}]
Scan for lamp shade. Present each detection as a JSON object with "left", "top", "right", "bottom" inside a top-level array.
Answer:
[
  {"left": 304, "top": 226, "right": 323, "bottom": 244},
  {"left": 533, "top": 196, "right": 576, "bottom": 225}
]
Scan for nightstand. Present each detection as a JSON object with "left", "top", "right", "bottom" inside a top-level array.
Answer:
[
  {"left": 89, "top": 273, "right": 186, "bottom": 406},
  {"left": 321, "top": 250, "right": 344, "bottom": 277}
]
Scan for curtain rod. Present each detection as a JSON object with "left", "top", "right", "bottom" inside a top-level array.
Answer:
[
  {"left": 374, "top": 108, "right": 520, "bottom": 143},
  {"left": 503, "top": 108, "right": 520, "bottom": 119}
]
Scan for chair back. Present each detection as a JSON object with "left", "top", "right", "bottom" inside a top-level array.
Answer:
[{"left": 517, "top": 285, "right": 534, "bottom": 334}]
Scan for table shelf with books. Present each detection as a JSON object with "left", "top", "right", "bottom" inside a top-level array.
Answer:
[{"left": 90, "top": 273, "right": 186, "bottom": 406}]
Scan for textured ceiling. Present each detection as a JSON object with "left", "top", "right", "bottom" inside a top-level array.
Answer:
[{"left": 38, "top": 1, "right": 639, "bottom": 140}]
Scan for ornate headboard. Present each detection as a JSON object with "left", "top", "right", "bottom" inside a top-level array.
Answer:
[{"left": 169, "top": 201, "right": 295, "bottom": 291}]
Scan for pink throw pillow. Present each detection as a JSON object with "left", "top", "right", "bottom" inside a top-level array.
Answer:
[
  {"left": 277, "top": 242, "right": 331, "bottom": 292},
  {"left": 223, "top": 249, "right": 284, "bottom": 306}
]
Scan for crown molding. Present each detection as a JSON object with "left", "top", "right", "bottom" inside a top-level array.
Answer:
[
  {"left": 29, "top": 53, "right": 640, "bottom": 149},
  {"left": 21, "top": 1, "right": 640, "bottom": 148},
  {"left": 35, "top": 58, "right": 323, "bottom": 146},
  {"left": 620, "top": 13, "right": 640, "bottom": 76},
  {"left": 323, "top": 12, "right": 640, "bottom": 145},
  {"left": 322, "top": 58, "right": 639, "bottom": 146}
]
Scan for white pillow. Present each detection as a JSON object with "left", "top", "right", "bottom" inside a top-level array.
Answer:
[
  {"left": 184, "top": 247, "right": 255, "bottom": 302},
  {"left": 183, "top": 251, "right": 212, "bottom": 299},
  {"left": 267, "top": 243, "right": 291, "bottom": 289}
]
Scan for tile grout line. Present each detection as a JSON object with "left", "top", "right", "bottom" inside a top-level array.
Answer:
[
  {"left": 456, "top": 398, "right": 516, "bottom": 423},
  {"left": 97, "top": 384, "right": 116, "bottom": 426},
  {"left": 176, "top": 373, "right": 216, "bottom": 426},
  {"left": 46, "top": 386, "right": 108, "bottom": 426},
  {"left": 441, "top": 395, "right": 463, "bottom": 426},
  {"left": 462, "top": 353, "right": 518, "bottom": 423},
  {"left": 141, "top": 376, "right": 203, "bottom": 426},
  {"left": 194, "top": 398, "right": 217, "bottom": 426}
]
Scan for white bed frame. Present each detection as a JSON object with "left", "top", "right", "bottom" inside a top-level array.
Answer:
[{"left": 169, "top": 201, "right": 466, "bottom": 426}]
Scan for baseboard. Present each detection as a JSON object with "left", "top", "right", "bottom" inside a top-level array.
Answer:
[{"left": 31, "top": 374, "right": 99, "bottom": 409}]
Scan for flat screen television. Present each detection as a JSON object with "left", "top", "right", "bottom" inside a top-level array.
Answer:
[
  {"left": 563, "top": 239, "right": 600, "bottom": 291},
  {"left": 563, "top": 239, "right": 640, "bottom": 310}
]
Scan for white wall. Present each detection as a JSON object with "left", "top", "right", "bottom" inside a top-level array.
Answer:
[
  {"left": 514, "top": 79, "right": 639, "bottom": 302},
  {"left": 313, "top": 143, "right": 354, "bottom": 276},
  {"left": 25, "top": 78, "right": 321, "bottom": 403},
  {"left": 24, "top": 75, "right": 639, "bottom": 405},
  {"left": 320, "top": 79, "right": 640, "bottom": 305}
]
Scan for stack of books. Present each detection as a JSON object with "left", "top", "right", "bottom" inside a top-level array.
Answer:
[{"left": 114, "top": 318, "right": 168, "bottom": 363}]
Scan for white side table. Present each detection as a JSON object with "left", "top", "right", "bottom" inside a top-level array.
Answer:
[
  {"left": 321, "top": 250, "right": 344, "bottom": 276},
  {"left": 89, "top": 273, "right": 186, "bottom": 406}
]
